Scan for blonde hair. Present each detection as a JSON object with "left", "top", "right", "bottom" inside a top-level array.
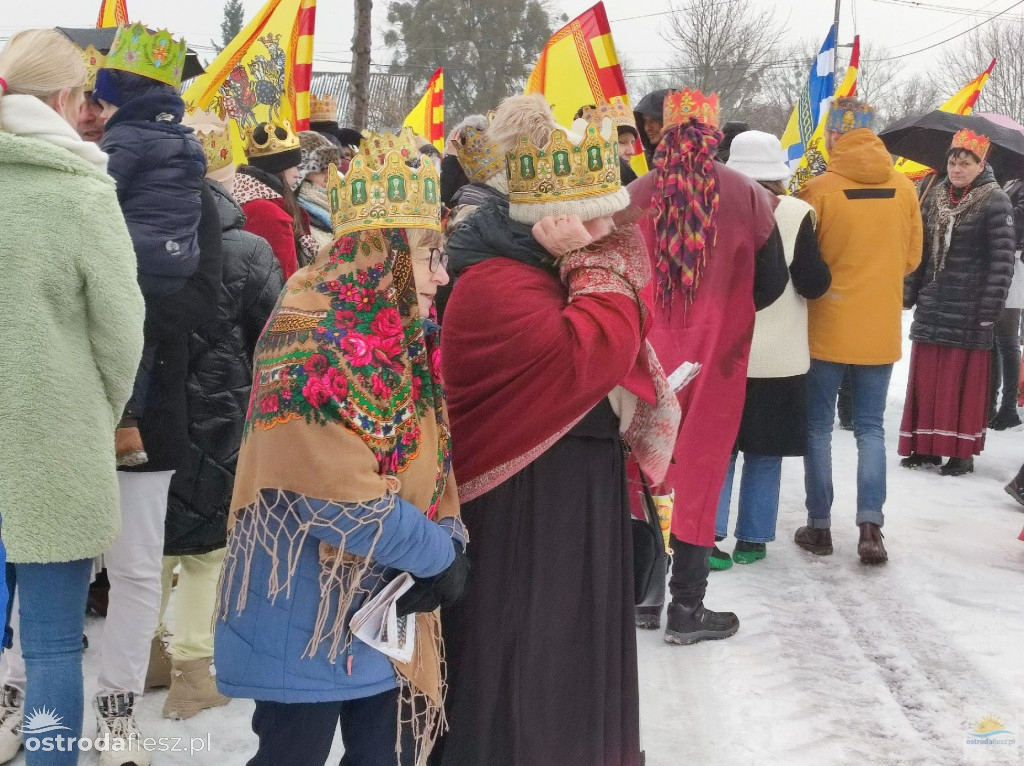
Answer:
[
  {"left": 0, "top": 29, "right": 87, "bottom": 129},
  {"left": 406, "top": 227, "right": 444, "bottom": 251},
  {"left": 487, "top": 93, "right": 557, "bottom": 154}
]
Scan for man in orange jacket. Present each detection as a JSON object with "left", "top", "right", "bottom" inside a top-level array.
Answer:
[{"left": 796, "top": 98, "right": 923, "bottom": 565}]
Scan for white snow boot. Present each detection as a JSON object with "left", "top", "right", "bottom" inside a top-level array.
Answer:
[
  {"left": 94, "top": 691, "right": 152, "bottom": 766},
  {"left": 0, "top": 685, "right": 23, "bottom": 764}
]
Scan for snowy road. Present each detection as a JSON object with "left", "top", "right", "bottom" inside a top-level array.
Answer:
[{"left": 13, "top": 327, "right": 1024, "bottom": 766}]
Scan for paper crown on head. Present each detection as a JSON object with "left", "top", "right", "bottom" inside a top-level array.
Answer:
[
  {"left": 359, "top": 127, "right": 422, "bottom": 168},
  {"left": 326, "top": 132, "right": 442, "bottom": 238},
  {"left": 455, "top": 121, "right": 504, "bottom": 183},
  {"left": 103, "top": 23, "right": 187, "bottom": 88},
  {"left": 663, "top": 89, "right": 721, "bottom": 130},
  {"left": 188, "top": 109, "right": 234, "bottom": 173},
  {"left": 579, "top": 97, "right": 638, "bottom": 135},
  {"left": 505, "top": 119, "right": 625, "bottom": 220},
  {"left": 79, "top": 45, "right": 107, "bottom": 92},
  {"left": 951, "top": 128, "right": 991, "bottom": 160},
  {"left": 309, "top": 94, "right": 339, "bottom": 124},
  {"left": 243, "top": 119, "right": 301, "bottom": 159},
  {"left": 825, "top": 100, "right": 877, "bottom": 134}
]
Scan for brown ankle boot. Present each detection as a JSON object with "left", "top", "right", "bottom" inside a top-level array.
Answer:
[
  {"left": 145, "top": 635, "right": 172, "bottom": 690},
  {"left": 162, "top": 657, "right": 230, "bottom": 720},
  {"left": 857, "top": 523, "right": 888, "bottom": 565}
]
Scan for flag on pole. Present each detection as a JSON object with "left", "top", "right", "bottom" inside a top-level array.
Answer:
[
  {"left": 787, "top": 35, "right": 860, "bottom": 193},
  {"left": 525, "top": 1, "right": 647, "bottom": 177},
  {"left": 183, "top": 0, "right": 316, "bottom": 161},
  {"left": 893, "top": 59, "right": 996, "bottom": 181},
  {"left": 403, "top": 68, "right": 445, "bottom": 152},
  {"left": 780, "top": 25, "right": 837, "bottom": 179},
  {"left": 96, "top": 0, "right": 129, "bottom": 27}
]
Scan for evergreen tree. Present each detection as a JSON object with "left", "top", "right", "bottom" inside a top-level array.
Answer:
[{"left": 213, "top": 0, "right": 246, "bottom": 54}]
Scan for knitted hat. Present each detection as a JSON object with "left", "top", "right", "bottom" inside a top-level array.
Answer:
[
  {"left": 507, "top": 118, "right": 630, "bottom": 226},
  {"left": 297, "top": 130, "right": 340, "bottom": 186},
  {"left": 726, "top": 130, "right": 791, "bottom": 182}
]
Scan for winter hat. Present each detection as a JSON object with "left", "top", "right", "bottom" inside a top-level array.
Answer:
[
  {"left": 717, "top": 120, "right": 750, "bottom": 163},
  {"left": 726, "top": 130, "right": 791, "bottom": 182},
  {"left": 507, "top": 117, "right": 630, "bottom": 226},
  {"left": 297, "top": 130, "right": 340, "bottom": 186}
]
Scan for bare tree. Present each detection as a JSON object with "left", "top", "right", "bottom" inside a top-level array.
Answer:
[
  {"left": 882, "top": 72, "right": 944, "bottom": 127},
  {"left": 854, "top": 44, "right": 904, "bottom": 126},
  {"left": 660, "top": 0, "right": 788, "bottom": 122},
  {"left": 351, "top": 0, "right": 373, "bottom": 129},
  {"left": 939, "top": 16, "right": 1024, "bottom": 123}
]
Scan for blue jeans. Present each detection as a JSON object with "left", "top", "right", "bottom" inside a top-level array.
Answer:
[
  {"left": 804, "top": 360, "right": 893, "bottom": 529},
  {"left": 6, "top": 559, "right": 92, "bottom": 765},
  {"left": 715, "top": 452, "right": 782, "bottom": 543}
]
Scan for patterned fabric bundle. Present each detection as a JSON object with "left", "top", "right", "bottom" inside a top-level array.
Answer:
[{"left": 652, "top": 118, "right": 724, "bottom": 303}]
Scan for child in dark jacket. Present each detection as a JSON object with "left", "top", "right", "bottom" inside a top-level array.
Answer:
[{"left": 94, "top": 28, "right": 207, "bottom": 465}]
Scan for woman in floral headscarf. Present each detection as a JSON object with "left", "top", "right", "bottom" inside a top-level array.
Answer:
[{"left": 214, "top": 151, "right": 464, "bottom": 766}]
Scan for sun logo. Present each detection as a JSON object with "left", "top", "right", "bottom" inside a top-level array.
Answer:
[
  {"left": 23, "top": 708, "right": 72, "bottom": 735},
  {"left": 970, "top": 714, "right": 1011, "bottom": 737}
]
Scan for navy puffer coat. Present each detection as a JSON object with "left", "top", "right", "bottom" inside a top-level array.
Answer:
[
  {"left": 905, "top": 166, "right": 1016, "bottom": 350},
  {"left": 164, "top": 180, "right": 285, "bottom": 555}
]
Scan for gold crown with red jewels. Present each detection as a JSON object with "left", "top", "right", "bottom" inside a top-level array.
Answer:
[
  {"left": 579, "top": 97, "right": 638, "bottom": 134},
  {"left": 309, "top": 94, "right": 339, "bottom": 124},
  {"left": 358, "top": 127, "right": 422, "bottom": 169},
  {"left": 663, "top": 89, "right": 721, "bottom": 130},
  {"left": 189, "top": 109, "right": 234, "bottom": 173},
  {"left": 454, "top": 120, "right": 503, "bottom": 183},
  {"left": 951, "top": 128, "right": 991, "bottom": 160},
  {"left": 79, "top": 45, "right": 106, "bottom": 92},
  {"left": 326, "top": 130, "right": 442, "bottom": 237}
]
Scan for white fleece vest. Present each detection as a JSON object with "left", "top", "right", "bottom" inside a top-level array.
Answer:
[{"left": 747, "top": 195, "right": 815, "bottom": 379}]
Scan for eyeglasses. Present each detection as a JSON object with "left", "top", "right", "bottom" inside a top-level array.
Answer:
[{"left": 428, "top": 248, "right": 449, "bottom": 274}]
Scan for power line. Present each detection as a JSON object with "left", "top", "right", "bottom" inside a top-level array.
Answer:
[
  {"left": 864, "top": 0, "right": 1024, "bottom": 60},
  {"left": 887, "top": 0, "right": 1005, "bottom": 50}
]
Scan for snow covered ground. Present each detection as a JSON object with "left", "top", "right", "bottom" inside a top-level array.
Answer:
[{"left": 12, "top": 324, "right": 1024, "bottom": 765}]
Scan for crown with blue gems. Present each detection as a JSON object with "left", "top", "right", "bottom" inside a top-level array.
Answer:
[
  {"left": 103, "top": 23, "right": 187, "bottom": 88},
  {"left": 579, "top": 97, "right": 638, "bottom": 134},
  {"left": 454, "top": 120, "right": 503, "bottom": 183},
  {"left": 326, "top": 131, "right": 442, "bottom": 238},
  {"left": 826, "top": 97, "right": 877, "bottom": 134}
]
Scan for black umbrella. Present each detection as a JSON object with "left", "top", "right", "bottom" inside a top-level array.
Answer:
[
  {"left": 879, "top": 110, "right": 1024, "bottom": 180},
  {"left": 56, "top": 27, "right": 205, "bottom": 81}
]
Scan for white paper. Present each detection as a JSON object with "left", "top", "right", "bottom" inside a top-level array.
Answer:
[
  {"left": 666, "top": 361, "right": 702, "bottom": 392},
  {"left": 350, "top": 572, "right": 417, "bottom": 664}
]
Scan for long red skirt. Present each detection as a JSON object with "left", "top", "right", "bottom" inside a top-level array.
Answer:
[{"left": 898, "top": 341, "right": 991, "bottom": 459}]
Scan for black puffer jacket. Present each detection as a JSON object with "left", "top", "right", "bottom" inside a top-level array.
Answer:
[
  {"left": 904, "top": 166, "right": 1016, "bottom": 350},
  {"left": 164, "top": 180, "right": 285, "bottom": 555}
]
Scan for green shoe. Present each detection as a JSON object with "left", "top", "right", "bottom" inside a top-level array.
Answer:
[
  {"left": 732, "top": 541, "right": 767, "bottom": 565},
  {"left": 709, "top": 545, "right": 733, "bottom": 571}
]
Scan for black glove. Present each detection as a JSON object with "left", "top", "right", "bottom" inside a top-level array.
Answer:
[{"left": 396, "top": 542, "right": 470, "bottom": 617}]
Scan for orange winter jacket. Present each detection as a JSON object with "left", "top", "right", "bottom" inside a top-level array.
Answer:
[{"left": 799, "top": 129, "right": 923, "bottom": 365}]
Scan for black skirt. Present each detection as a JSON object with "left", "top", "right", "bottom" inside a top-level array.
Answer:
[
  {"left": 435, "top": 400, "right": 641, "bottom": 766},
  {"left": 736, "top": 375, "right": 808, "bottom": 457}
]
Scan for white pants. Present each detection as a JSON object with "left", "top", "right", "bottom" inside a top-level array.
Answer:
[{"left": 0, "top": 471, "right": 172, "bottom": 695}]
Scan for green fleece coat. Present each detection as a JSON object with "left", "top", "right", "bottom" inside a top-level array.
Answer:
[{"left": 0, "top": 126, "right": 145, "bottom": 564}]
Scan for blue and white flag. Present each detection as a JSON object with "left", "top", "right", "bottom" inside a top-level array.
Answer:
[{"left": 779, "top": 25, "right": 837, "bottom": 172}]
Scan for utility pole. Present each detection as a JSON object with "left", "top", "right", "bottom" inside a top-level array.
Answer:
[{"left": 834, "top": 0, "right": 841, "bottom": 41}]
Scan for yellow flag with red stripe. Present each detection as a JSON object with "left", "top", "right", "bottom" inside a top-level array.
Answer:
[
  {"left": 403, "top": 68, "right": 445, "bottom": 152},
  {"left": 183, "top": 0, "right": 316, "bottom": 161},
  {"left": 525, "top": 1, "right": 647, "bottom": 178},
  {"left": 96, "top": 0, "right": 129, "bottom": 27},
  {"left": 893, "top": 59, "right": 996, "bottom": 181}
]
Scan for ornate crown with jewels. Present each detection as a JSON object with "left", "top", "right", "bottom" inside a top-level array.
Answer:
[
  {"left": 359, "top": 127, "right": 422, "bottom": 168},
  {"left": 326, "top": 136, "right": 442, "bottom": 237},
  {"left": 454, "top": 122, "right": 503, "bottom": 183},
  {"left": 242, "top": 119, "right": 301, "bottom": 160},
  {"left": 663, "top": 88, "right": 721, "bottom": 130},
  {"left": 579, "top": 97, "right": 638, "bottom": 134},
  {"left": 79, "top": 45, "right": 106, "bottom": 92},
  {"left": 309, "top": 94, "right": 339, "bottom": 124},
  {"left": 951, "top": 128, "right": 991, "bottom": 160},
  {"left": 825, "top": 99, "right": 877, "bottom": 134},
  {"left": 189, "top": 109, "right": 234, "bottom": 173},
  {"left": 103, "top": 23, "right": 187, "bottom": 88},
  {"left": 505, "top": 120, "right": 622, "bottom": 206}
]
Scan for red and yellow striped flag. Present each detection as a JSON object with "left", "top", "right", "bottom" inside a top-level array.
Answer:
[
  {"left": 403, "top": 68, "right": 445, "bottom": 152},
  {"left": 893, "top": 59, "right": 996, "bottom": 181},
  {"left": 525, "top": 2, "right": 647, "bottom": 178},
  {"left": 183, "top": 0, "right": 316, "bottom": 161},
  {"left": 96, "top": 0, "right": 129, "bottom": 27}
]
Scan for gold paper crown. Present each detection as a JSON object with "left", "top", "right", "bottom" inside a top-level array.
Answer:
[
  {"left": 243, "top": 120, "right": 300, "bottom": 159},
  {"left": 506, "top": 122, "right": 622, "bottom": 206},
  {"left": 309, "top": 94, "right": 339, "bottom": 124},
  {"left": 326, "top": 140, "right": 442, "bottom": 238},
  {"left": 663, "top": 89, "right": 721, "bottom": 130},
  {"left": 80, "top": 45, "right": 106, "bottom": 92},
  {"left": 580, "top": 97, "right": 638, "bottom": 134},
  {"left": 454, "top": 124, "right": 503, "bottom": 183},
  {"left": 104, "top": 23, "right": 187, "bottom": 88},
  {"left": 189, "top": 110, "right": 234, "bottom": 173},
  {"left": 359, "top": 127, "right": 421, "bottom": 168},
  {"left": 951, "top": 128, "right": 991, "bottom": 160}
]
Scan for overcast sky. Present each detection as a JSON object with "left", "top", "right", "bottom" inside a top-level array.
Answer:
[{"left": 3, "top": 0, "right": 1017, "bottom": 84}]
